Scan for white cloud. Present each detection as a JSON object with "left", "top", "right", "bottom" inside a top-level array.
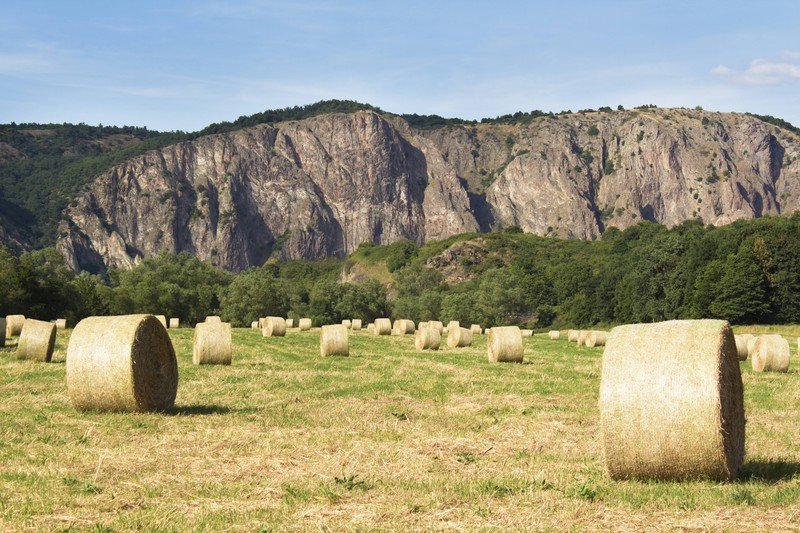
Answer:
[{"left": 712, "top": 57, "right": 800, "bottom": 86}]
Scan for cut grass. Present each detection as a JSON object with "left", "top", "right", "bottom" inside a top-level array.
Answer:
[{"left": 0, "top": 327, "right": 799, "bottom": 530}]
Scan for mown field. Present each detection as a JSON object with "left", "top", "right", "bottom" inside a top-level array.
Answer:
[{"left": 1, "top": 325, "right": 799, "bottom": 531}]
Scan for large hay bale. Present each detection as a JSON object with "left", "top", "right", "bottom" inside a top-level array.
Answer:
[
  {"left": 342, "top": 319, "right": 352, "bottom": 329},
  {"left": 733, "top": 334, "right": 752, "bottom": 361},
  {"left": 487, "top": 326, "right": 524, "bottom": 363},
  {"left": 155, "top": 315, "right": 167, "bottom": 328},
  {"left": 193, "top": 321, "right": 232, "bottom": 365},
  {"left": 66, "top": 314, "right": 179, "bottom": 412},
  {"left": 577, "top": 330, "right": 588, "bottom": 347},
  {"left": 567, "top": 329, "right": 578, "bottom": 342},
  {"left": 521, "top": 329, "right": 533, "bottom": 337},
  {"left": 320, "top": 324, "right": 349, "bottom": 356},
  {"left": 548, "top": 330, "right": 560, "bottom": 340},
  {"left": 447, "top": 326, "right": 473, "bottom": 348},
  {"left": 286, "top": 318, "right": 295, "bottom": 328},
  {"left": 415, "top": 327, "right": 440, "bottom": 351},
  {"left": 351, "top": 319, "right": 362, "bottom": 331},
  {"left": 599, "top": 319, "right": 744, "bottom": 481},
  {"left": 16, "top": 319, "right": 57, "bottom": 362},
  {"left": 262, "top": 316, "right": 287, "bottom": 337},
  {"left": 447, "top": 320, "right": 460, "bottom": 332},
  {"left": 585, "top": 331, "right": 608, "bottom": 348},
  {"left": 373, "top": 318, "right": 392, "bottom": 335},
  {"left": 751, "top": 335, "right": 790, "bottom": 372},
  {"left": 428, "top": 320, "right": 443, "bottom": 333},
  {"left": 471, "top": 324, "right": 482, "bottom": 335},
  {"left": 169, "top": 318, "right": 179, "bottom": 329},
  {"left": 298, "top": 318, "right": 312, "bottom": 331},
  {"left": 394, "top": 319, "right": 416, "bottom": 335},
  {"left": 55, "top": 318, "right": 67, "bottom": 330},
  {"left": 6, "top": 314, "right": 25, "bottom": 337},
  {"left": 0, "top": 317, "right": 5, "bottom": 347},
  {"left": 205, "top": 316, "right": 222, "bottom": 324}
]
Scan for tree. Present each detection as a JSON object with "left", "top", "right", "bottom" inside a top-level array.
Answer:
[{"left": 219, "top": 266, "right": 289, "bottom": 326}]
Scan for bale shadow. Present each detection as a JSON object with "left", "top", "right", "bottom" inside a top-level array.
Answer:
[
  {"left": 739, "top": 458, "right": 800, "bottom": 482},
  {"left": 170, "top": 404, "right": 232, "bottom": 416}
]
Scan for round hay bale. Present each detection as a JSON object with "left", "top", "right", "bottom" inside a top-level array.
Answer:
[
  {"left": 470, "top": 324, "right": 482, "bottom": 335},
  {"left": 733, "top": 334, "right": 751, "bottom": 361},
  {"left": 442, "top": 326, "right": 449, "bottom": 334},
  {"left": 351, "top": 319, "right": 362, "bottom": 331},
  {"left": 521, "top": 329, "right": 533, "bottom": 337},
  {"left": 367, "top": 323, "right": 375, "bottom": 332},
  {"left": 155, "top": 315, "right": 167, "bottom": 328},
  {"left": 447, "top": 320, "right": 460, "bottom": 332},
  {"left": 251, "top": 321, "right": 259, "bottom": 329},
  {"left": 16, "top": 319, "right": 57, "bottom": 362},
  {"left": 418, "top": 321, "right": 428, "bottom": 330},
  {"left": 205, "top": 316, "right": 222, "bottom": 324},
  {"left": 567, "top": 329, "right": 578, "bottom": 342},
  {"left": 262, "top": 316, "right": 287, "bottom": 337},
  {"left": 428, "top": 321, "right": 443, "bottom": 333},
  {"left": 55, "top": 318, "right": 67, "bottom": 330},
  {"left": 6, "top": 314, "right": 25, "bottom": 337},
  {"left": 373, "top": 318, "right": 392, "bottom": 336},
  {"left": 548, "top": 330, "right": 560, "bottom": 340},
  {"left": 0, "top": 317, "right": 5, "bottom": 347},
  {"left": 66, "top": 314, "right": 178, "bottom": 412},
  {"left": 168, "top": 318, "right": 179, "bottom": 329},
  {"left": 585, "top": 331, "right": 608, "bottom": 348},
  {"left": 415, "top": 327, "right": 440, "bottom": 351},
  {"left": 746, "top": 335, "right": 758, "bottom": 355},
  {"left": 394, "top": 319, "right": 416, "bottom": 335},
  {"left": 298, "top": 318, "right": 312, "bottom": 331},
  {"left": 286, "top": 318, "right": 295, "bottom": 328},
  {"left": 487, "top": 326, "right": 524, "bottom": 363},
  {"left": 193, "top": 321, "right": 232, "bottom": 365},
  {"left": 342, "top": 319, "right": 352, "bottom": 329},
  {"left": 447, "top": 326, "right": 473, "bottom": 348},
  {"left": 577, "top": 330, "right": 588, "bottom": 347},
  {"left": 320, "top": 324, "right": 349, "bottom": 356},
  {"left": 751, "top": 335, "right": 790, "bottom": 372},
  {"left": 599, "top": 319, "right": 744, "bottom": 481}
]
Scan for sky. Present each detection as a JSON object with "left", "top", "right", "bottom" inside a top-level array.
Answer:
[{"left": 1, "top": 0, "right": 799, "bottom": 132}]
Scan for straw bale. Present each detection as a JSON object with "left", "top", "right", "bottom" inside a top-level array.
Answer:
[
  {"left": 471, "top": 324, "right": 482, "bottom": 335},
  {"left": 585, "top": 331, "right": 608, "bottom": 348},
  {"left": 342, "top": 319, "right": 352, "bottom": 329},
  {"left": 193, "top": 321, "right": 232, "bottom": 365},
  {"left": 418, "top": 322, "right": 428, "bottom": 330},
  {"left": 567, "top": 329, "right": 578, "bottom": 342},
  {"left": 155, "top": 315, "right": 167, "bottom": 328},
  {"left": 262, "top": 316, "right": 287, "bottom": 337},
  {"left": 394, "top": 319, "right": 416, "bottom": 335},
  {"left": 751, "top": 335, "right": 790, "bottom": 372},
  {"left": 55, "top": 318, "right": 67, "bottom": 330},
  {"left": 521, "top": 329, "right": 533, "bottom": 337},
  {"left": 599, "top": 319, "right": 744, "bottom": 481},
  {"left": 367, "top": 323, "right": 375, "bottom": 332},
  {"left": 351, "top": 319, "right": 362, "bottom": 331},
  {"left": 286, "top": 318, "right": 294, "bottom": 328},
  {"left": 447, "top": 320, "right": 460, "bottom": 332},
  {"left": 447, "top": 326, "right": 473, "bottom": 348},
  {"left": 548, "top": 330, "right": 560, "bottom": 340},
  {"left": 320, "top": 324, "right": 349, "bottom": 356},
  {"left": 415, "top": 327, "right": 440, "bottom": 350},
  {"left": 373, "top": 318, "right": 392, "bottom": 335},
  {"left": 298, "top": 318, "right": 312, "bottom": 331},
  {"left": 577, "top": 330, "right": 588, "bottom": 347},
  {"left": 427, "top": 320, "right": 443, "bottom": 333},
  {"left": 66, "top": 314, "right": 178, "bottom": 412},
  {"left": 205, "top": 316, "right": 221, "bottom": 324},
  {"left": 746, "top": 335, "right": 758, "bottom": 354},
  {"left": 251, "top": 321, "right": 259, "bottom": 329},
  {"left": 16, "top": 319, "right": 56, "bottom": 362},
  {"left": 168, "top": 318, "right": 179, "bottom": 329},
  {"left": 6, "top": 314, "right": 25, "bottom": 337},
  {"left": 487, "top": 326, "right": 524, "bottom": 363},
  {"left": 733, "top": 334, "right": 753, "bottom": 361}
]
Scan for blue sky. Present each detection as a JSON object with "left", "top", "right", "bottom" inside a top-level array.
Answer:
[{"left": 1, "top": 0, "right": 799, "bottom": 131}]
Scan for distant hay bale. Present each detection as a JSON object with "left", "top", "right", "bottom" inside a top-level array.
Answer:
[
  {"left": 394, "top": 319, "right": 416, "bottom": 335},
  {"left": 320, "top": 324, "right": 349, "bottom": 356},
  {"left": 205, "top": 316, "right": 221, "bottom": 324},
  {"left": 751, "top": 335, "right": 790, "bottom": 372},
  {"left": 521, "top": 329, "right": 533, "bottom": 337},
  {"left": 286, "top": 318, "right": 295, "bottom": 328},
  {"left": 577, "top": 330, "right": 588, "bottom": 347},
  {"left": 351, "top": 319, "right": 362, "bottom": 331},
  {"left": 447, "top": 320, "right": 460, "bottom": 332},
  {"left": 415, "top": 327, "right": 440, "bottom": 350},
  {"left": 548, "top": 330, "right": 560, "bottom": 340},
  {"left": 0, "top": 317, "right": 5, "bottom": 347},
  {"left": 155, "top": 315, "right": 167, "bottom": 328},
  {"left": 746, "top": 335, "right": 758, "bottom": 354},
  {"left": 585, "top": 331, "right": 608, "bottom": 348},
  {"left": 258, "top": 318, "right": 265, "bottom": 328},
  {"left": 55, "top": 318, "right": 67, "bottom": 330},
  {"left": 262, "top": 316, "right": 287, "bottom": 337},
  {"left": 192, "top": 321, "right": 232, "bottom": 365},
  {"left": 342, "top": 319, "right": 352, "bottom": 329},
  {"left": 373, "top": 318, "right": 392, "bottom": 335},
  {"left": 487, "top": 326, "right": 524, "bottom": 363},
  {"left": 169, "top": 318, "right": 179, "bottom": 329},
  {"left": 251, "top": 321, "right": 259, "bottom": 329},
  {"left": 418, "top": 321, "right": 428, "bottom": 330},
  {"left": 367, "top": 323, "right": 375, "bottom": 332},
  {"left": 16, "top": 319, "right": 57, "bottom": 362},
  {"left": 298, "top": 318, "right": 312, "bottom": 331},
  {"left": 599, "top": 319, "right": 744, "bottom": 481},
  {"left": 471, "top": 324, "right": 482, "bottom": 335},
  {"left": 442, "top": 326, "right": 448, "bottom": 334},
  {"left": 447, "top": 326, "right": 473, "bottom": 348},
  {"left": 66, "top": 314, "right": 178, "bottom": 412},
  {"left": 733, "top": 334, "right": 752, "bottom": 361},
  {"left": 6, "top": 314, "right": 25, "bottom": 337},
  {"left": 428, "top": 321, "right": 443, "bottom": 333},
  {"left": 567, "top": 329, "right": 578, "bottom": 342}
]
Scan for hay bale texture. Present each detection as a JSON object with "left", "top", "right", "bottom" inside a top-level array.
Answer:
[
  {"left": 487, "top": 326, "right": 524, "bottom": 363},
  {"left": 262, "top": 316, "right": 287, "bottom": 337},
  {"left": 251, "top": 321, "right": 259, "bottom": 329},
  {"left": 205, "top": 316, "right": 221, "bottom": 324},
  {"left": 155, "top": 315, "right": 167, "bottom": 328},
  {"left": 577, "top": 330, "right": 588, "bottom": 347},
  {"left": 585, "top": 331, "right": 608, "bottom": 348},
  {"left": 746, "top": 335, "right": 758, "bottom": 355},
  {"left": 394, "top": 319, "right": 416, "bottom": 335},
  {"left": 169, "top": 318, "right": 179, "bottom": 329},
  {"left": 521, "top": 329, "right": 533, "bottom": 337},
  {"left": 0, "top": 317, "right": 5, "bottom": 347},
  {"left": 567, "top": 329, "right": 578, "bottom": 342},
  {"left": 751, "top": 335, "right": 790, "bottom": 372},
  {"left": 16, "top": 319, "right": 57, "bottom": 362},
  {"left": 66, "top": 314, "right": 179, "bottom": 412},
  {"left": 428, "top": 321, "right": 443, "bottom": 333},
  {"left": 415, "top": 327, "right": 440, "bottom": 351},
  {"left": 548, "top": 330, "right": 560, "bottom": 340},
  {"left": 6, "top": 314, "right": 25, "bottom": 337},
  {"left": 351, "top": 319, "right": 362, "bottom": 331},
  {"left": 286, "top": 318, "right": 295, "bottom": 328},
  {"left": 447, "top": 320, "right": 459, "bottom": 332},
  {"left": 367, "top": 323, "right": 375, "bottom": 332},
  {"left": 320, "top": 325, "right": 349, "bottom": 356},
  {"left": 298, "top": 318, "right": 312, "bottom": 331},
  {"left": 193, "top": 321, "right": 232, "bottom": 365},
  {"left": 734, "top": 334, "right": 753, "bottom": 361},
  {"left": 447, "top": 326, "right": 473, "bottom": 348},
  {"left": 599, "top": 319, "right": 745, "bottom": 481},
  {"left": 55, "top": 319, "right": 67, "bottom": 330},
  {"left": 342, "top": 319, "right": 352, "bottom": 329},
  {"left": 471, "top": 324, "right": 482, "bottom": 335},
  {"left": 373, "top": 318, "right": 392, "bottom": 335}
]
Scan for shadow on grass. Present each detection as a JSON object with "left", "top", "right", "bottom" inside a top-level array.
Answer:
[
  {"left": 739, "top": 458, "right": 800, "bottom": 482},
  {"left": 170, "top": 404, "right": 233, "bottom": 416}
]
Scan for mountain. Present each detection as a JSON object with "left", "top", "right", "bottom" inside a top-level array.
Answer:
[{"left": 3, "top": 105, "right": 799, "bottom": 273}]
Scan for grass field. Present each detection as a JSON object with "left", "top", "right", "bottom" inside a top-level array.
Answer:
[{"left": 1, "top": 324, "right": 799, "bottom": 531}]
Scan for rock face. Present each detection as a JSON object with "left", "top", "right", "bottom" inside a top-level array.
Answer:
[{"left": 58, "top": 108, "right": 800, "bottom": 273}]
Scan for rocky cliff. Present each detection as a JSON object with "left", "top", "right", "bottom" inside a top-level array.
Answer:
[{"left": 57, "top": 108, "right": 800, "bottom": 273}]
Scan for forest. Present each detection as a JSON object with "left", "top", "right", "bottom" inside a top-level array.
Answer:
[{"left": 1, "top": 214, "right": 798, "bottom": 329}]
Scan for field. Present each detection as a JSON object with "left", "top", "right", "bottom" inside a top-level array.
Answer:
[{"left": 1, "top": 325, "right": 799, "bottom": 531}]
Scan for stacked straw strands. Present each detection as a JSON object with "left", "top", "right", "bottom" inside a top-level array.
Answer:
[
  {"left": 205, "top": 316, "right": 222, "bottom": 324},
  {"left": 16, "top": 319, "right": 57, "bottom": 362},
  {"left": 286, "top": 318, "right": 295, "bottom": 328},
  {"left": 373, "top": 318, "right": 392, "bottom": 336},
  {"left": 262, "top": 317, "right": 287, "bottom": 337},
  {"left": 66, "top": 315, "right": 179, "bottom": 412},
  {"left": 320, "top": 324, "right": 349, "bottom": 356},
  {"left": 394, "top": 319, "right": 416, "bottom": 335},
  {"left": 599, "top": 319, "right": 744, "bottom": 481},
  {"left": 351, "top": 319, "right": 362, "bottom": 331},
  {"left": 155, "top": 315, "right": 167, "bottom": 328},
  {"left": 6, "top": 314, "right": 25, "bottom": 337},
  {"left": 55, "top": 319, "right": 67, "bottom": 330},
  {"left": 0, "top": 317, "right": 5, "bottom": 347},
  {"left": 471, "top": 324, "right": 482, "bottom": 335},
  {"left": 169, "top": 318, "right": 179, "bottom": 329},
  {"left": 548, "top": 330, "right": 560, "bottom": 340},
  {"left": 415, "top": 327, "right": 440, "bottom": 351},
  {"left": 585, "top": 331, "right": 608, "bottom": 348},
  {"left": 342, "top": 319, "right": 352, "bottom": 329},
  {"left": 427, "top": 321, "right": 444, "bottom": 334},
  {"left": 193, "top": 320, "right": 232, "bottom": 365},
  {"left": 567, "top": 329, "right": 578, "bottom": 342},
  {"left": 298, "top": 318, "right": 312, "bottom": 331},
  {"left": 447, "top": 326, "right": 473, "bottom": 348},
  {"left": 487, "top": 326, "right": 524, "bottom": 363},
  {"left": 750, "top": 335, "right": 790, "bottom": 372},
  {"left": 733, "top": 334, "right": 753, "bottom": 361}
]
